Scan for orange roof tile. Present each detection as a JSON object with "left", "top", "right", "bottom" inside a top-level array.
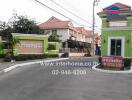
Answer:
[{"left": 38, "top": 16, "right": 74, "bottom": 29}]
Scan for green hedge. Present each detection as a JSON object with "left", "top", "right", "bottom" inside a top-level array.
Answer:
[
  {"left": 124, "top": 58, "right": 132, "bottom": 67},
  {"left": 48, "top": 44, "right": 56, "bottom": 50},
  {"left": 4, "top": 54, "right": 58, "bottom": 62},
  {"left": 0, "top": 54, "right": 5, "bottom": 58}
]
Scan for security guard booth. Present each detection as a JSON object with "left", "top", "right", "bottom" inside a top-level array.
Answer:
[{"left": 98, "top": 3, "right": 132, "bottom": 58}]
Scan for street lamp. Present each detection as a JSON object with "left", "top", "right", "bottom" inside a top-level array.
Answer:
[{"left": 92, "top": 0, "right": 100, "bottom": 56}]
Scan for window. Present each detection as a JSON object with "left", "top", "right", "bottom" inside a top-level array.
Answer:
[{"left": 52, "top": 30, "right": 57, "bottom": 34}]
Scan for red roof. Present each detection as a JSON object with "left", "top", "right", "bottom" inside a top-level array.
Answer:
[
  {"left": 98, "top": 3, "right": 132, "bottom": 15},
  {"left": 103, "top": 2, "right": 131, "bottom": 10},
  {"left": 112, "top": 2, "right": 131, "bottom": 9},
  {"left": 83, "top": 30, "right": 93, "bottom": 37},
  {"left": 75, "top": 27, "right": 93, "bottom": 36},
  {"left": 39, "top": 16, "right": 74, "bottom": 29},
  {"left": 39, "top": 16, "right": 93, "bottom": 37}
]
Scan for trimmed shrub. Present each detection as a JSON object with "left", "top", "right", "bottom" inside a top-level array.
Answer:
[
  {"left": 124, "top": 58, "right": 132, "bottom": 67},
  {"left": 46, "top": 54, "right": 58, "bottom": 58},
  {"left": 4, "top": 54, "right": 59, "bottom": 61},
  {"left": 0, "top": 54, "right": 5, "bottom": 58},
  {"left": 48, "top": 44, "right": 56, "bottom": 50},
  {"left": 12, "top": 54, "right": 47, "bottom": 61}
]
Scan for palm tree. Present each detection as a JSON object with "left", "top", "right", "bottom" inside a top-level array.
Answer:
[{"left": 7, "top": 34, "right": 20, "bottom": 61}]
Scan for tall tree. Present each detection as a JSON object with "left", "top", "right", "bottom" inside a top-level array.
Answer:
[
  {"left": 0, "top": 13, "right": 44, "bottom": 37},
  {"left": 0, "top": 13, "right": 44, "bottom": 59}
]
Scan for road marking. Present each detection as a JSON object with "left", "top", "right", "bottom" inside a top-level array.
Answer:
[{"left": 3, "top": 58, "right": 69, "bottom": 73}]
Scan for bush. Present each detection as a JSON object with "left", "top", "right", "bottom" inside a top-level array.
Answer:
[
  {"left": 48, "top": 44, "right": 56, "bottom": 50},
  {"left": 46, "top": 54, "right": 58, "bottom": 58},
  {"left": 0, "top": 54, "right": 5, "bottom": 58},
  {"left": 4, "top": 54, "right": 59, "bottom": 61},
  {"left": 12, "top": 54, "right": 47, "bottom": 61},
  {"left": 98, "top": 56, "right": 102, "bottom": 64},
  {"left": 124, "top": 58, "right": 132, "bottom": 67}
]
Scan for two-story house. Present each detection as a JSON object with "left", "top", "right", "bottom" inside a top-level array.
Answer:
[
  {"left": 39, "top": 16, "right": 86, "bottom": 42},
  {"left": 39, "top": 16, "right": 93, "bottom": 56}
]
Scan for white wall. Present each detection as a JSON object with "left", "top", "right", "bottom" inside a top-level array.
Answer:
[
  {"left": 76, "top": 33, "right": 85, "bottom": 42},
  {"left": 44, "top": 29, "right": 85, "bottom": 42},
  {"left": 109, "top": 21, "right": 127, "bottom": 27},
  {"left": 57, "top": 29, "right": 69, "bottom": 42},
  {"left": 85, "top": 37, "right": 92, "bottom": 43}
]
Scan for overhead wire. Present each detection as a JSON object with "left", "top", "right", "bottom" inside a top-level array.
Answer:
[
  {"left": 48, "top": 0, "right": 93, "bottom": 25},
  {"left": 33, "top": 0, "right": 101, "bottom": 31}
]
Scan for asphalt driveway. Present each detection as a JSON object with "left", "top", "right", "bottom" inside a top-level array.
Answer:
[{"left": 0, "top": 58, "right": 131, "bottom": 100}]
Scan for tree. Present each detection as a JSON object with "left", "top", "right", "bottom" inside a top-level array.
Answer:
[
  {"left": 9, "top": 36, "right": 20, "bottom": 57},
  {"left": 48, "top": 32, "right": 60, "bottom": 42},
  {"left": 10, "top": 15, "right": 43, "bottom": 34},
  {"left": 0, "top": 13, "right": 44, "bottom": 60},
  {"left": 0, "top": 13, "right": 44, "bottom": 38}
]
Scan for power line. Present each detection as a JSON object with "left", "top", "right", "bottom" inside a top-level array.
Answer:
[
  {"left": 33, "top": 0, "right": 92, "bottom": 28},
  {"left": 48, "top": 0, "right": 92, "bottom": 25},
  {"left": 33, "top": 0, "right": 100, "bottom": 31},
  {"left": 60, "top": 0, "right": 101, "bottom": 30}
]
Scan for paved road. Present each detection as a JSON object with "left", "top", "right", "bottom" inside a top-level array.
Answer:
[{"left": 0, "top": 58, "right": 132, "bottom": 100}]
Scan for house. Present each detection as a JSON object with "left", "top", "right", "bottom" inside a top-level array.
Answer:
[
  {"left": 39, "top": 16, "right": 93, "bottom": 57},
  {"left": 84, "top": 30, "right": 93, "bottom": 43},
  {"left": 39, "top": 16, "right": 86, "bottom": 42},
  {"left": 98, "top": 2, "right": 132, "bottom": 57}
]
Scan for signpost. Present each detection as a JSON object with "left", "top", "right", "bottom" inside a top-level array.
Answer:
[{"left": 102, "top": 56, "right": 124, "bottom": 68}]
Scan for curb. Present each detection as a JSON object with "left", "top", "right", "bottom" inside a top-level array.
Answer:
[
  {"left": 2, "top": 58, "right": 69, "bottom": 73},
  {"left": 92, "top": 64, "right": 132, "bottom": 74}
]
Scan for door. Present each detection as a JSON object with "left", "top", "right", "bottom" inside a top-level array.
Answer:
[{"left": 110, "top": 39, "right": 122, "bottom": 56}]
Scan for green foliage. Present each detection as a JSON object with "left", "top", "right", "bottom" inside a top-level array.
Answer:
[
  {"left": 0, "top": 54, "right": 5, "bottom": 58},
  {"left": 48, "top": 44, "right": 56, "bottom": 50},
  {"left": 4, "top": 54, "right": 58, "bottom": 62},
  {"left": 124, "top": 58, "right": 131, "bottom": 67},
  {"left": 0, "top": 13, "right": 44, "bottom": 59},
  {"left": 48, "top": 32, "right": 60, "bottom": 42},
  {"left": 11, "top": 15, "right": 44, "bottom": 34},
  {"left": 0, "top": 13, "right": 44, "bottom": 39}
]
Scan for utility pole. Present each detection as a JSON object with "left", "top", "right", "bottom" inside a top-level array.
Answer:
[{"left": 92, "top": 0, "right": 100, "bottom": 56}]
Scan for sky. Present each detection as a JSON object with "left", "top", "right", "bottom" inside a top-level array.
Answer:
[{"left": 0, "top": 0, "right": 131, "bottom": 33}]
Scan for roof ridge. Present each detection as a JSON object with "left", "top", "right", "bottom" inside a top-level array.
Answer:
[
  {"left": 47, "top": 16, "right": 62, "bottom": 22},
  {"left": 115, "top": 2, "right": 131, "bottom": 8},
  {"left": 103, "top": 2, "right": 131, "bottom": 10}
]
